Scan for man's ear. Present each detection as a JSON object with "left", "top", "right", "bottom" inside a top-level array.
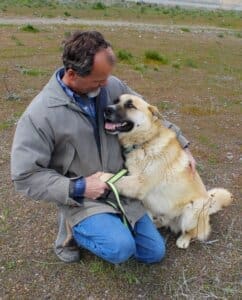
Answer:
[
  {"left": 66, "top": 68, "right": 77, "bottom": 79},
  {"left": 148, "top": 105, "right": 162, "bottom": 120}
]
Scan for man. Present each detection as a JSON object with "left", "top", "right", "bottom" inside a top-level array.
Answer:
[{"left": 11, "top": 31, "right": 193, "bottom": 264}]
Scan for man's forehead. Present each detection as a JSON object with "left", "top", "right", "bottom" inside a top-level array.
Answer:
[
  {"left": 94, "top": 48, "right": 115, "bottom": 66},
  {"left": 90, "top": 50, "right": 114, "bottom": 79}
]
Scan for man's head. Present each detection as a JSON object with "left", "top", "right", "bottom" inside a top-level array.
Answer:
[{"left": 62, "top": 31, "right": 116, "bottom": 95}]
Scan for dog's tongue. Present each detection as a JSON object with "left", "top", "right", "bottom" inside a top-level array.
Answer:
[{"left": 105, "top": 122, "right": 120, "bottom": 130}]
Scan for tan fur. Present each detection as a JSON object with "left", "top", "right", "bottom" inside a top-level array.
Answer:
[{"left": 101, "top": 94, "right": 233, "bottom": 248}]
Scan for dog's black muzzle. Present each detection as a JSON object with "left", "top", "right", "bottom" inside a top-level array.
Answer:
[{"left": 104, "top": 105, "right": 117, "bottom": 122}]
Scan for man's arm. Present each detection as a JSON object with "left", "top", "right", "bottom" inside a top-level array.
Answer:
[
  {"left": 11, "top": 113, "right": 76, "bottom": 205},
  {"left": 11, "top": 113, "right": 108, "bottom": 204},
  {"left": 163, "top": 119, "right": 190, "bottom": 149}
]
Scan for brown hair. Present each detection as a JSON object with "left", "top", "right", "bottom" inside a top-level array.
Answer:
[{"left": 62, "top": 31, "right": 113, "bottom": 77}]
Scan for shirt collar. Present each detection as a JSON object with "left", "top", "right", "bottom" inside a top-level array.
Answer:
[
  {"left": 56, "top": 68, "right": 99, "bottom": 102},
  {"left": 56, "top": 67, "right": 76, "bottom": 101}
]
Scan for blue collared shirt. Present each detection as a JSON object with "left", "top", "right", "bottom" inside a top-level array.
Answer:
[{"left": 56, "top": 68, "right": 96, "bottom": 119}]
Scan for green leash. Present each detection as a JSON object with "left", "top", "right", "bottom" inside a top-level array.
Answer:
[{"left": 106, "top": 169, "right": 129, "bottom": 226}]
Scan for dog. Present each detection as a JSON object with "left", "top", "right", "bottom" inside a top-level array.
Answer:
[{"left": 101, "top": 94, "right": 232, "bottom": 249}]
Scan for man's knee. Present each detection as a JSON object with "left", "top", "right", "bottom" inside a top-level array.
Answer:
[
  {"left": 137, "top": 238, "right": 166, "bottom": 264},
  {"left": 104, "top": 235, "right": 136, "bottom": 264},
  {"left": 151, "top": 240, "right": 166, "bottom": 263}
]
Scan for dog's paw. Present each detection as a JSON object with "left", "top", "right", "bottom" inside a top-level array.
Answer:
[
  {"left": 99, "top": 172, "right": 114, "bottom": 182},
  {"left": 153, "top": 215, "right": 164, "bottom": 228},
  {"left": 176, "top": 235, "right": 190, "bottom": 249}
]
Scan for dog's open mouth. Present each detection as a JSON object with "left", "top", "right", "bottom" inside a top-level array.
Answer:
[{"left": 104, "top": 120, "right": 134, "bottom": 134}]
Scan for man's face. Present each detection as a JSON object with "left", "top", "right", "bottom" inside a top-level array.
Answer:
[{"left": 65, "top": 47, "right": 115, "bottom": 95}]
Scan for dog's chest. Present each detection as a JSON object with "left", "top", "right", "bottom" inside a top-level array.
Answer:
[
  {"left": 145, "top": 184, "right": 175, "bottom": 215},
  {"left": 124, "top": 149, "right": 146, "bottom": 172}
]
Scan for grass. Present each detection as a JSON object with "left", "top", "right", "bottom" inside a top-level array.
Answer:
[
  {"left": 180, "top": 27, "right": 190, "bottom": 32},
  {"left": 0, "top": 120, "right": 15, "bottom": 131},
  {"left": 11, "top": 35, "right": 24, "bottom": 46},
  {"left": 158, "top": 101, "right": 175, "bottom": 111},
  {"left": 184, "top": 58, "right": 198, "bottom": 68},
  {"left": 5, "top": 92, "right": 21, "bottom": 101},
  {"left": 234, "top": 32, "right": 242, "bottom": 38},
  {"left": 20, "top": 24, "right": 39, "bottom": 33},
  {"left": 1, "top": 1, "right": 242, "bottom": 29},
  {"left": 0, "top": 207, "right": 10, "bottom": 233},
  {"left": 20, "top": 68, "right": 46, "bottom": 76},
  {"left": 180, "top": 104, "right": 219, "bottom": 115},
  {"left": 92, "top": 2, "right": 106, "bottom": 10},
  {"left": 133, "top": 63, "right": 148, "bottom": 74},
  {"left": 172, "top": 62, "right": 181, "bottom": 69},
  {"left": 145, "top": 50, "right": 169, "bottom": 64},
  {"left": 117, "top": 49, "right": 133, "bottom": 63}
]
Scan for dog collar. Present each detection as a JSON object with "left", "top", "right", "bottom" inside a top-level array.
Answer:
[{"left": 122, "top": 144, "right": 141, "bottom": 155}]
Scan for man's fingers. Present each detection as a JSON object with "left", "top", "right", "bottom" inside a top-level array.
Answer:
[{"left": 93, "top": 171, "right": 103, "bottom": 178}]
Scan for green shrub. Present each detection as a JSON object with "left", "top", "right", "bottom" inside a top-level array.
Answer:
[
  {"left": 21, "top": 24, "right": 39, "bottom": 33},
  {"left": 234, "top": 32, "right": 242, "bottom": 38},
  {"left": 21, "top": 68, "right": 45, "bottom": 76},
  {"left": 117, "top": 49, "right": 133, "bottom": 62},
  {"left": 172, "top": 62, "right": 181, "bottom": 69},
  {"left": 92, "top": 2, "right": 106, "bottom": 10},
  {"left": 134, "top": 64, "right": 147, "bottom": 73},
  {"left": 217, "top": 33, "right": 224, "bottom": 38},
  {"left": 145, "top": 50, "right": 168, "bottom": 64},
  {"left": 180, "top": 27, "right": 190, "bottom": 32},
  {"left": 64, "top": 11, "right": 71, "bottom": 17}
]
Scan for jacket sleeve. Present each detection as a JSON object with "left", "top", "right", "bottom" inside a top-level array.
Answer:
[
  {"left": 11, "top": 113, "right": 77, "bottom": 206},
  {"left": 163, "top": 120, "right": 190, "bottom": 148},
  {"left": 108, "top": 76, "right": 190, "bottom": 149}
]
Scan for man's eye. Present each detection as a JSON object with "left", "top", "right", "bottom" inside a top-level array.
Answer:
[{"left": 125, "top": 100, "right": 136, "bottom": 109}]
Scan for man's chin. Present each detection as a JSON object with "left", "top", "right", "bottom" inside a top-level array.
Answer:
[{"left": 87, "top": 88, "right": 101, "bottom": 98}]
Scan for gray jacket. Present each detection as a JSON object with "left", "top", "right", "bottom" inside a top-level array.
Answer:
[{"left": 11, "top": 69, "right": 189, "bottom": 228}]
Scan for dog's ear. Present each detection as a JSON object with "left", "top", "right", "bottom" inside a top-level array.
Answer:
[{"left": 148, "top": 105, "right": 162, "bottom": 120}]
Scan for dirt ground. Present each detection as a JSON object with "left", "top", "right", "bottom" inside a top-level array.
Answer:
[{"left": 0, "top": 16, "right": 241, "bottom": 300}]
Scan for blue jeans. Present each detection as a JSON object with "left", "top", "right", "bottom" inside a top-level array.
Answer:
[{"left": 72, "top": 213, "right": 165, "bottom": 264}]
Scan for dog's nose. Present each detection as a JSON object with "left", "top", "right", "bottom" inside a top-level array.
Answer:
[{"left": 104, "top": 106, "right": 115, "bottom": 117}]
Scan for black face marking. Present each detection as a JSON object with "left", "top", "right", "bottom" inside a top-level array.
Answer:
[
  {"left": 124, "top": 99, "right": 136, "bottom": 109},
  {"left": 113, "top": 98, "right": 120, "bottom": 104}
]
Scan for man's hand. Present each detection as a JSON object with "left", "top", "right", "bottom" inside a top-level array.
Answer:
[
  {"left": 184, "top": 147, "right": 196, "bottom": 174},
  {"left": 84, "top": 172, "right": 109, "bottom": 200}
]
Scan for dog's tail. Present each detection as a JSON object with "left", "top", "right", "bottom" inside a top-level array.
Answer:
[{"left": 207, "top": 188, "right": 232, "bottom": 215}]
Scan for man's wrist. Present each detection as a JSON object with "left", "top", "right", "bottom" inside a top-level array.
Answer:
[{"left": 69, "top": 177, "right": 86, "bottom": 204}]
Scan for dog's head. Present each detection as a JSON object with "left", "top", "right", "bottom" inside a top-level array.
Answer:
[{"left": 104, "top": 94, "right": 161, "bottom": 136}]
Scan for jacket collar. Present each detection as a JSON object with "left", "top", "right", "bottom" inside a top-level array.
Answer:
[{"left": 45, "top": 68, "right": 73, "bottom": 108}]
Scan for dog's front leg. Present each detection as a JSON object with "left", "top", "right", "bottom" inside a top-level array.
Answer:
[
  {"left": 113, "top": 175, "right": 148, "bottom": 200},
  {"left": 100, "top": 173, "right": 148, "bottom": 200}
]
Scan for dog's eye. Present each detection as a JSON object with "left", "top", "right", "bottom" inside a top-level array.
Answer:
[{"left": 125, "top": 100, "right": 136, "bottom": 109}]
